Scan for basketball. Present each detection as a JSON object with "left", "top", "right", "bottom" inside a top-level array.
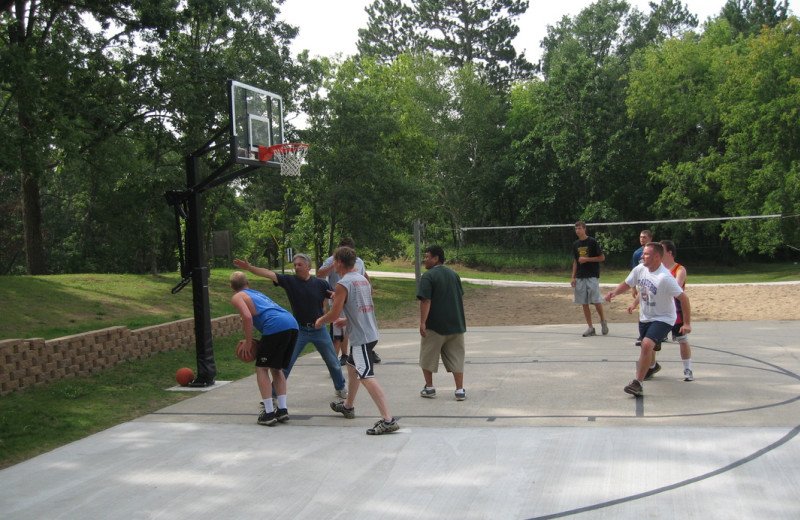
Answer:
[
  {"left": 176, "top": 367, "right": 194, "bottom": 386},
  {"left": 237, "top": 338, "right": 257, "bottom": 363}
]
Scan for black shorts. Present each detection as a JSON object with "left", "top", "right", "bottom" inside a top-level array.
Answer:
[{"left": 256, "top": 329, "right": 297, "bottom": 369}]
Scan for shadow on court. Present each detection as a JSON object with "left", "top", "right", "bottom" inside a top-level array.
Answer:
[{"left": 1, "top": 321, "right": 799, "bottom": 519}]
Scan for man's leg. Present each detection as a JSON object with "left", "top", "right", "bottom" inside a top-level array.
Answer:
[
  {"left": 594, "top": 302, "right": 606, "bottom": 322},
  {"left": 423, "top": 368, "right": 434, "bottom": 387},
  {"left": 360, "top": 377, "right": 392, "bottom": 421},
  {"left": 310, "top": 328, "right": 346, "bottom": 390},
  {"left": 582, "top": 304, "right": 594, "bottom": 327},
  {"left": 256, "top": 366, "right": 272, "bottom": 399},
  {"left": 636, "top": 340, "right": 657, "bottom": 382}
]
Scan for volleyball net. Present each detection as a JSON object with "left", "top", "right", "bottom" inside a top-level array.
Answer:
[{"left": 420, "top": 214, "right": 799, "bottom": 270}]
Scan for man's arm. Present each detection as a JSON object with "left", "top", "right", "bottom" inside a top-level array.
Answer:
[
  {"left": 230, "top": 293, "right": 255, "bottom": 342},
  {"left": 604, "top": 281, "right": 632, "bottom": 302},
  {"left": 233, "top": 258, "right": 278, "bottom": 284},
  {"left": 676, "top": 292, "right": 691, "bottom": 334},
  {"left": 315, "top": 284, "right": 347, "bottom": 328},
  {"left": 578, "top": 252, "right": 605, "bottom": 264},
  {"left": 419, "top": 298, "right": 431, "bottom": 338},
  {"left": 316, "top": 257, "right": 334, "bottom": 278},
  {"left": 675, "top": 265, "right": 687, "bottom": 287}
]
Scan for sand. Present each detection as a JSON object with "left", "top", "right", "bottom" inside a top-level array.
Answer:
[{"left": 379, "top": 283, "right": 799, "bottom": 329}]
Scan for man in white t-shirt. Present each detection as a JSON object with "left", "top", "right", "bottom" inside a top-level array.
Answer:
[{"left": 604, "top": 242, "right": 692, "bottom": 397}]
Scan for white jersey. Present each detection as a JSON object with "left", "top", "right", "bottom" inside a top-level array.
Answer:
[
  {"left": 321, "top": 255, "right": 365, "bottom": 287},
  {"left": 625, "top": 263, "right": 684, "bottom": 324},
  {"left": 337, "top": 271, "right": 379, "bottom": 346}
]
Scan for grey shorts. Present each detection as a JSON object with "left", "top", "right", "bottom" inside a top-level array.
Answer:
[{"left": 573, "top": 277, "right": 603, "bottom": 305}]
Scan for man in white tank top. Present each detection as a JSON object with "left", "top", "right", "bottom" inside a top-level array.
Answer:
[{"left": 315, "top": 246, "right": 398, "bottom": 435}]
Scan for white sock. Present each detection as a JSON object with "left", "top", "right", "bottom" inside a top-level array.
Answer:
[
  {"left": 683, "top": 359, "right": 692, "bottom": 370},
  {"left": 262, "top": 398, "right": 274, "bottom": 413},
  {"left": 277, "top": 395, "right": 287, "bottom": 410},
  {"left": 650, "top": 363, "right": 657, "bottom": 369}
]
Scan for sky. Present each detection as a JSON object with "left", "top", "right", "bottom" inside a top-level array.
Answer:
[{"left": 278, "top": 0, "right": 751, "bottom": 64}]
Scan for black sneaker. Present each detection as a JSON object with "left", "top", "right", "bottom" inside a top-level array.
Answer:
[
  {"left": 644, "top": 362, "right": 661, "bottom": 380},
  {"left": 624, "top": 379, "right": 643, "bottom": 396},
  {"left": 366, "top": 418, "right": 399, "bottom": 435},
  {"left": 187, "top": 377, "right": 215, "bottom": 388},
  {"left": 275, "top": 408, "right": 289, "bottom": 423},
  {"left": 258, "top": 410, "right": 278, "bottom": 426},
  {"left": 340, "top": 353, "right": 349, "bottom": 365},
  {"left": 372, "top": 351, "right": 382, "bottom": 364}
]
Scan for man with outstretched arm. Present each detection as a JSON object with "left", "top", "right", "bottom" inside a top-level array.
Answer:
[
  {"left": 233, "top": 254, "right": 347, "bottom": 400},
  {"left": 604, "top": 242, "right": 692, "bottom": 397}
]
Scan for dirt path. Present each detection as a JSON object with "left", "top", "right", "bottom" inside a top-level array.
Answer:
[{"left": 379, "top": 283, "right": 799, "bottom": 329}]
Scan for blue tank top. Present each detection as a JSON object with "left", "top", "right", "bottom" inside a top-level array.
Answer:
[{"left": 243, "top": 289, "right": 298, "bottom": 334}]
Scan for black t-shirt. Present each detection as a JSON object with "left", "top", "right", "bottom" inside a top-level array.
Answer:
[
  {"left": 572, "top": 236, "right": 603, "bottom": 279},
  {"left": 274, "top": 274, "right": 332, "bottom": 324}
]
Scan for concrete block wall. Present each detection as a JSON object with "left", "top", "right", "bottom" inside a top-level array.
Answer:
[{"left": 0, "top": 314, "right": 241, "bottom": 395}]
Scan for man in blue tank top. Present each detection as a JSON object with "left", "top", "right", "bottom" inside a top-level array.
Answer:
[{"left": 230, "top": 271, "right": 298, "bottom": 426}]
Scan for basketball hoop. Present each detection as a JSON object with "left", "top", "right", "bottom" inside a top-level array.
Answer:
[{"left": 258, "top": 143, "right": 309, "bottom": 176}]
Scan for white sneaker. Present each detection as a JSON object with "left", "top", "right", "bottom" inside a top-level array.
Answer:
[
  {"left": 336, "top": 387, "right": 348, "bottom": 399},
  {"left": 454, "top": 389, "right": 466, "bottom": 401},
  {"left": 600, "top": 321, "right": 609, "bottom": 335},
  {"left": 582, "top": 327, "right": 596, "bottom": 337},
  {"left": 684, "top": 368, "right": 694, "bottom": 381}
]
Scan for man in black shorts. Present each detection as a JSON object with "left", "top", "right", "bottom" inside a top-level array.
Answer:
[{"left": 230, "top": 271, "right": 299, "bottom": 426}]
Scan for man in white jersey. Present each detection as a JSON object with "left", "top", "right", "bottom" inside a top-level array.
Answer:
[
  {"left": 315, "top": 246, "right": 398, "bottom": 435},
  {"left": 604, "top": 242, "right": 692, "bottom": 397},
  {"left": 316, "top": 237, "right": 379, "bottom": 363}
]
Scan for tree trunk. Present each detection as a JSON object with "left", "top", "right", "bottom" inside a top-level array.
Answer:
[{"left": 20, "top": 170, "right": 46, "bottom": 274}]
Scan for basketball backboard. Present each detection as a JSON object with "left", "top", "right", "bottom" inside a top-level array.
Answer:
[{"left": 228, "top": 80, "right": 284, "bottom": 166}]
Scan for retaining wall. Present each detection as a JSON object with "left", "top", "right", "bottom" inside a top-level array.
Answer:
[{"left": 0, "top": 314, "right": 241, "bottom": 395}]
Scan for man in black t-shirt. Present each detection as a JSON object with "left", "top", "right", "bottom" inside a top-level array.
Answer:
[
  {"left": 571, "top": 221, "right": 609, "bottom": 337},
  {"left": 233, "top": 254, "right": 347, "bottom": 399}
]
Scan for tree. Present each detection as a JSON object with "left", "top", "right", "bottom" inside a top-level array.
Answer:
[
  {"left": 721, "top": 0, "right": 789, "bottom": 36},
  {"left": 413, "top": 0, "right": 532, "bottom": 87},
  {"left": 357, "top": 0, "right": 419, "bottom": 62},
  {"left": 0, "top": 0, "right": 179, "bottom": 274}
]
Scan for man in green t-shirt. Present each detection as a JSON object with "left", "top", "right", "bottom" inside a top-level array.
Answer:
[{"left": 417, "top": 245, "right": 467, "bottom": 401}]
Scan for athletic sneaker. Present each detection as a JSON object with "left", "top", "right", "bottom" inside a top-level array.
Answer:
[
  {"left": 340, "top": 353, "right": 349, "bottom": 365},
  {"left": 644, "top": 362, "right": 661, "bottom": 381},
  {"left": 635, "top": 340, "right": 642, "bottom": 347},
  {"left": 330, "top": 400, "right": 355, "bottom": 419},
  {"left": 366, "top": 418, "right": 399, "bottom": 435},
  {"left": 258, "top": 410, "right": 278, "bottom": 426},
  {"left": 582, "top": 327, "right": 596, "bottom": 337},
  {"left": 624, "top": 379, "right": 643, "bottom": 397},
  {"left": 372, "top": 351, "right": 382, "bottom": 364},
  {"left": 275, "top": 408, "right": 289, "bottom": 423},
  {"left": 455, "top": 389, "right": 466, "bottom": 401},
  {"left": 684, "top": 368, "right": 694, "bottom": 381},
  {"left": 420, "top": 386, "right": 437, "bottom": 398},
  {"left": 336, "top": 387, "right": 348, "bottom": 399},
  {"left": 601, "top": 321, "right": 609, "bottom": 335}
]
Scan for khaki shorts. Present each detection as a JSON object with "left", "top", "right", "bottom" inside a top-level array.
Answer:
[{"left": 419, "top": 330, "right": 465, "bottom": 373}]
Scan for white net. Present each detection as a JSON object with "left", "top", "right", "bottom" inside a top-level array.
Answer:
[{"left": 270, "top": 143, "right": 308, "bottom": 176}]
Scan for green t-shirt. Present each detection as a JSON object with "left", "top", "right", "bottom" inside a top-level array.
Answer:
[{"left": 417, "top": 265, "right": 466, "bottom": 335}]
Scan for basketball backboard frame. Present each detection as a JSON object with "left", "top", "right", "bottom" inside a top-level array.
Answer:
[{"left": 228, "top": 80, "right": 284, "bottom": 167}]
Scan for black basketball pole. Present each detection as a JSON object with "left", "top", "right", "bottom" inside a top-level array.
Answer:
[{"left": 185, "top": 153, "right": 216, "bottom": 386}]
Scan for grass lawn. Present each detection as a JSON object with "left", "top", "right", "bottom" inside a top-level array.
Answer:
[{"left": 0, "top": 271, "right": 419, "bottom": 468}]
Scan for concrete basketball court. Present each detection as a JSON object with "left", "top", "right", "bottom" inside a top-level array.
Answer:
[{"left": 2, "top": 321, "right": 799, "bottom": 519}]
